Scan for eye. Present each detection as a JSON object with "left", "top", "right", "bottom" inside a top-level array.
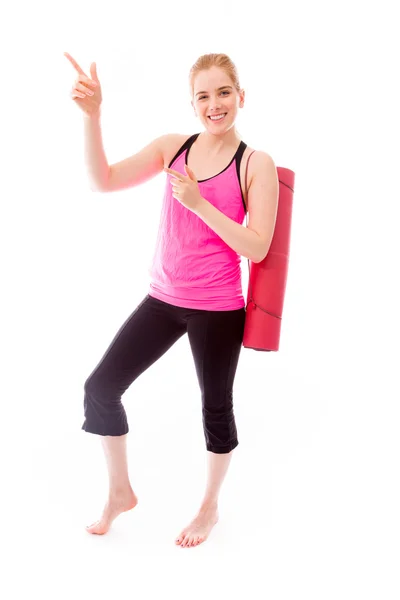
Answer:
[{"left": 199, "top": 91, "right": 230, "bottom": 100}]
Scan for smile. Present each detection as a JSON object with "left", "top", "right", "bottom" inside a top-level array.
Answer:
[{"left": 208, "top": 113, "right": 227, "bottom": 122}]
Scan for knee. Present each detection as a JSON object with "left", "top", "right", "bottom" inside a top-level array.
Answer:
[
  {"left": 83, "top": 374, "right": 98, "bottom": 396},
  {"left": 82, "top": 372, "right": 128, "bottom": 436},
  {"left": 83, "top": 372, "right": 107, "bottom": 400},
  {"left": 83, "top": 370, "right": 122, "bottom": 404}
]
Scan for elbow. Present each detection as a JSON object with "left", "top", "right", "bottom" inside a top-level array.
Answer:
[
  {"left": 251, "top": 238, "right": 269, "bottom": 263},
  {"left": 258, "top": 249, "right": 268, "bottom": 263},
  {"left": 90, "top": 183, "right": 108, "bottom": 193},
  {"left": 250, "top": 251, "right": 263, "bottom": 264},
  {"left": 254, "top": 241, "right": 272, "bottom": 263},
  {"left": 89, "top": 172, "right": 111, "bottom": 193}
]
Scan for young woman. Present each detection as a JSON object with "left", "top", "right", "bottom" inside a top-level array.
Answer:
[{"left": 65, "top": 51, "right": 278, "bottom": 548}]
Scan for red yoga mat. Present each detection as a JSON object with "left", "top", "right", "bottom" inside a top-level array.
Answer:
[{"left": 242, "top": 156, "right": 295, "bottom": 352}]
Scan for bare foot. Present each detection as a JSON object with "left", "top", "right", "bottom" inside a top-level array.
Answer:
[
  {"left": 85, "top": 488, "right": 138, "bottom": 535},
  {"left": 175, "top": 504, "right": 219, "bottom": 548}
]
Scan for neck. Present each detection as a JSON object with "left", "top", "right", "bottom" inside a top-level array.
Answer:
[{"left": 199, "top": 127, "right": 241, "bottom": 152}]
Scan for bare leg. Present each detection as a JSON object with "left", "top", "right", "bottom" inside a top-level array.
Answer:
[
  {"left": 85, "top": 434, "right": 138, "bottom": 535},
  {"left": 175, "top": 449, "right": 234, "bottom": 547}
]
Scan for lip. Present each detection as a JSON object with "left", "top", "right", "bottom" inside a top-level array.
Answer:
[{"left": 208, "top": 113, "right": 227, "bottom": 120}]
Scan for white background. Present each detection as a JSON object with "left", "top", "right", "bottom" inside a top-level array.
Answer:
[{"left": 1, "top": 0, "right": 399, "bottom": 598}]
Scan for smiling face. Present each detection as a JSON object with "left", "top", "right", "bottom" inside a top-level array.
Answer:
[{"left": 191, "top": 66, "right": 245, "bottom": 131}]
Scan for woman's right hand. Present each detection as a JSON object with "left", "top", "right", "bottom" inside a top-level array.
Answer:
[{"left": 64, "top": 52, "right": 102, "bottom": 117}]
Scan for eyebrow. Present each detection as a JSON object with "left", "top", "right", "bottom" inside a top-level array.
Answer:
[{"left": 195, "top": 86, "right": 233, "bottom": 97}]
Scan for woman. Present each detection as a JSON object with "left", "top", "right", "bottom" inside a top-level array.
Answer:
[{"left": 65, "top": 51, "right": 279, "bottom": 548}]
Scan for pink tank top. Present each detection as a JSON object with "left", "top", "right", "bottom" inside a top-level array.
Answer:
[{"left": 148, "top": 132, "right": 248, "bottom": 311}]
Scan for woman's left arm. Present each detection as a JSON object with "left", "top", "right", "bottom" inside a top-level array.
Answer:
[{"left": 194, "top": 152, "right": 279, "bottom": 263}]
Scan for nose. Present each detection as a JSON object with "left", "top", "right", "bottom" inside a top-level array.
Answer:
[
  {"left": 208, "top": 97, "right": 223, "bottom": 110},
  {"left": 209, "top": 103, "right": 223, "bottom": 112}
]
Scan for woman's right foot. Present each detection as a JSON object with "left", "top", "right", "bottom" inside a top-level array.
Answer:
[{"left": 85, "top": 488, "right": 138, "bottom": 535}]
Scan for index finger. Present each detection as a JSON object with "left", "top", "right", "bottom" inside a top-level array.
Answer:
[
  {"left": 164, "top": 167, "right": 183, "bottom": 180},
  {"left": 64, "top": 52, "right": 87, "bottom": 76}
]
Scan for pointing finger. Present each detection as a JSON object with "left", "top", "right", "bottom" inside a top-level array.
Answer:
[
  {"left": 164, "top": 167, "right": 184, "bottom": 180},
  {"left": 64, "top": 52, "right": 87, "bottom": 76}
]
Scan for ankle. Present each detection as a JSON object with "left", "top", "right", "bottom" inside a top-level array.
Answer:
[
  {"left": 199, "top": 500, "right": 218, "bottom": 512},
  {"left": 108, "top": 484, "right": 134, "bottom": 498}
]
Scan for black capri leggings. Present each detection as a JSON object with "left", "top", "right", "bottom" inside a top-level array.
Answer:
[{"left": 82, "top": 294, "right": 246, "bottom": 454}]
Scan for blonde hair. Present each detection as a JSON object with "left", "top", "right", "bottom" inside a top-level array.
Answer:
[{"left": 189, "top": 53, "right": 242, "bottom": 98}]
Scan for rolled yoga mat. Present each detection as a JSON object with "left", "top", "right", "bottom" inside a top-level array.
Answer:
[{"left": 242, "top": 165, "right": 295, "bottom": 352}]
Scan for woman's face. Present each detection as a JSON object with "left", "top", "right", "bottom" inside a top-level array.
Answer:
[{"left": 191, "top": 67, "right": 244, "bottom": 131}]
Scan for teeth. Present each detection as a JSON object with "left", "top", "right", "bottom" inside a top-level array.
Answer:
[{"left": 209, "top": 113, "right": 226, "bottom": 120}]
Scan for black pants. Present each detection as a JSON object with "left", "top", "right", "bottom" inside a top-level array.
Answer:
[{"left": 82, "top": 294, "right": 246, "bottom": 454}]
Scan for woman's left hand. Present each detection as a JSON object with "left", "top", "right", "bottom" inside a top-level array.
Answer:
[{"left": 164, "top": 165, "right": 204, "bottom": 213}]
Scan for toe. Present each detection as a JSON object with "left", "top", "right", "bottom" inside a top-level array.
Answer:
[
  {"left": 175, "top": 531, "right": 186, "bottom": 545},
  {"left": 86, "top": 520, "right": 98, "bottom": 529}
]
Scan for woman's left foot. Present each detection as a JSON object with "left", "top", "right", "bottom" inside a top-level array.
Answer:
[{"left": 175, "top": 504, "right": 219, "bottom": 548}]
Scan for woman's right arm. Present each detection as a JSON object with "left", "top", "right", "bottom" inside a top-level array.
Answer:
[
  {"left": 85, "top": 114, "right": 172, "bottom": 193},
  {"left": 65, "top": 52, "right": 170, "bottom": 193},
  {"left": 83, "top": 113, "right": 110, "bottom": 192}
]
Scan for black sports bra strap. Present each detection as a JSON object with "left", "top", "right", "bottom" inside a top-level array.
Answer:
[{"left": 167, "top": 133, "right": 200, "bottom": 168}]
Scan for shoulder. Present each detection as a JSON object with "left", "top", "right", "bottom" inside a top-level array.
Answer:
[
  {"left": 247, "top": 149, "right": 276, "bottom": 170},
  {"left": 246, "top": 149, "right": 277, "bottom": 188},
  {"left": 160, "top": 133, "right": 195, "bottom": 166},
  {"left": 162, "top": 132, "right": 195, "bottom": 149}
]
